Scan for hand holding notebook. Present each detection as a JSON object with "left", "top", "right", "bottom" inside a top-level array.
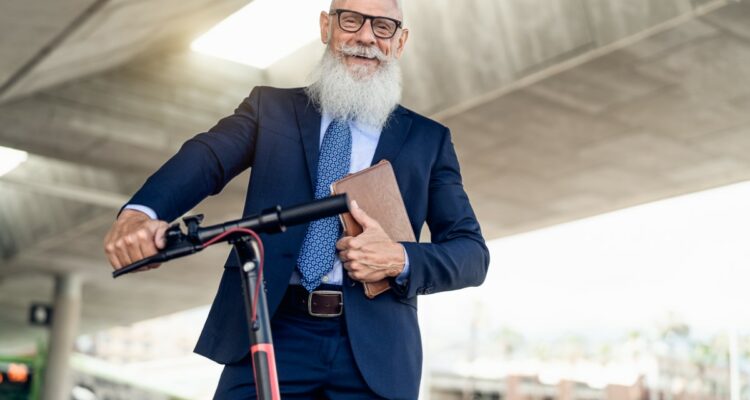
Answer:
[{"left": 331, "top": 160, "right": 416, "bottom": 298}]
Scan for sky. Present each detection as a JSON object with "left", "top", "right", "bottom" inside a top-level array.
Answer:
[{"left": 419, "top": 180, "right": 750, "bottom": 344}]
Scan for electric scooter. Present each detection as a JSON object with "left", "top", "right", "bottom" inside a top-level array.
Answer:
[{"left": 113, "top": 194, "right": 349, "bottom": 400}]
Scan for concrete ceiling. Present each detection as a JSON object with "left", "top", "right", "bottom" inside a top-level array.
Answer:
[
  {"left": 0, "top": 0, "right": 248, "bottom": 101},
  {"left": 450, "top": 11, "right": 750, "bottom": 236},
  {"left": 1, "top": 0, "right": 749, "bottom": 352}
]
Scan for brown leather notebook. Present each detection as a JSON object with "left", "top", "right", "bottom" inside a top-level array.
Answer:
[{"left": 331, "top": 160, "right": 415, "bottom": 298}]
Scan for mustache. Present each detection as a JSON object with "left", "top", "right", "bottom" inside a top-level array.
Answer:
[{"left": 338, "top": 44, "right": 388, "bottom": 62}]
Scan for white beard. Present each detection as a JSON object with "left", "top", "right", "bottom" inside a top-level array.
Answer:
[{"left": 306, "top": 44, "right": 402, "bottom": 130}]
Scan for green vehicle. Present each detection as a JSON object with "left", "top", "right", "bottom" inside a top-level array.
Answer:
[{"left": 0, "top": 351, "right": 44, "bottom": 400}]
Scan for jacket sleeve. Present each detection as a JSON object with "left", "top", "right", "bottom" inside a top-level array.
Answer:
[
  {"left": 126, "top": 87, "right": 262, "bottom": 223},
  {"left": 395, "top": 127, "right": 490, "bottom": 298}
]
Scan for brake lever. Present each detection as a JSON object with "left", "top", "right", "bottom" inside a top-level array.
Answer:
[{"left": 112, "top": 215, "right": 206, "bottom": 278}]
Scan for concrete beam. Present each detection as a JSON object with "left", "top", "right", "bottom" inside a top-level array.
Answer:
[{"left": 0, "top": 174, "right": 127, "bottom": 209}]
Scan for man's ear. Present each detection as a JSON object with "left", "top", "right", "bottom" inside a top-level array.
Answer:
[
  {"left": 394, "top": 28, "right": 409, "bottom": 58},
  {"left": 320, "top": 11, "right": 330, "bottom": 44}
]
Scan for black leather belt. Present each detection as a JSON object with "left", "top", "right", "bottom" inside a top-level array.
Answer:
[{"left": 283, "top": 285, "right": 343, "bottom": 318}]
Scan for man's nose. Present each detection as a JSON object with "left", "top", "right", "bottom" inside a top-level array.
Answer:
[{"left": 355, "top": 19, "right": 377, "bottom": 45}]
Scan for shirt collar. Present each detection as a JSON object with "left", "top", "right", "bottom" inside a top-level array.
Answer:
[{"left": 321, "top": 113, "right": 382, "bottom": 136}]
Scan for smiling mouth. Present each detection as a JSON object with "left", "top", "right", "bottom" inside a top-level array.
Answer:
[{"left": 349, "top": 54, "right": 377, "bottom": 61}]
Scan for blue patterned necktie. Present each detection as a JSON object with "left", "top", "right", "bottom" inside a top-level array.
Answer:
[{"left": 297, "top": 119, "right": 352, "bottom": 291}]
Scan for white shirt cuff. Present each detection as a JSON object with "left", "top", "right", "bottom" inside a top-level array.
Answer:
[
  {"left": 395, "top": 246, "right": 410, "bottom": 285},
  {"left": 123, "top": 204, "right": 158, "bottom": 220}
]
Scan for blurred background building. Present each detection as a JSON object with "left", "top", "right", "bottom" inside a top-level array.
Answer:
[{"left": 1, "top": 0, "right": 749, "bottom": 399}]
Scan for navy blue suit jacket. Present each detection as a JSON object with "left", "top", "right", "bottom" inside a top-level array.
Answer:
[{"left": 128, "top": 86, "right": 489, "bottom": 399}]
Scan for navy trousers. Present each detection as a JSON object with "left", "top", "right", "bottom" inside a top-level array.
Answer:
[{"left": 213, "top": 286, "right": 386, "bottom": 399}]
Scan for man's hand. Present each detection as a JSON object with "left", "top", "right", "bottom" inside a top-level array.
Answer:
[
  {"left": 103, "top": 209, "right": 169, "bottom": 271},
  {"left": 336, "top": 201, "right": 405, "bottom": 283}
]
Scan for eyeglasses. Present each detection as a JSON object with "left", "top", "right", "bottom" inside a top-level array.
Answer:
[{"left": 330, "top": 9, "right": 403, "bottom": 39}]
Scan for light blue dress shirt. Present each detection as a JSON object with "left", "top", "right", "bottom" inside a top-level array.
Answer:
[{"left": 125, "top": 114, "right": 410, "bottom": 287}]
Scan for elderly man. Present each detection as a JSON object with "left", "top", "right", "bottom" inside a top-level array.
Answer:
[{"left": 104, "top": 0, "right": 489, "bottom": 398}]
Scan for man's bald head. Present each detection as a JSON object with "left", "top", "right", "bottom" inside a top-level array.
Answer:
[{"left": 329, "top": 0, "right": 403, "bottom": 20}]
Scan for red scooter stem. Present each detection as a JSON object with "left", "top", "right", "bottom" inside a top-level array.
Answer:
[{"left": 234, "top": 236, "right": 280, "bottom": 400}]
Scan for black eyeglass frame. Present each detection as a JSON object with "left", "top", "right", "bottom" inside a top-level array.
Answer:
[{"left": 329, "top": 8, "right": 403, "bottom": 39}]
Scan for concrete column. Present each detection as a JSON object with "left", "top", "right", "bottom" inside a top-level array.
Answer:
[{"left": 42, "top": 274, "right": 82, "bottom": 400}]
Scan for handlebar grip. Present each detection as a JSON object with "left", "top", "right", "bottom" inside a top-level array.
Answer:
[
  {"left": 279, "top": 194, "right": 349, "bottom": 227},
  {"left": 112, "top": 254, "right": 164, "bottom": 278}
]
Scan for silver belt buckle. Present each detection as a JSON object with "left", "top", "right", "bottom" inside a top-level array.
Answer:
[{"left": 308, "top": 290, "right": 343, "bottom": 318}]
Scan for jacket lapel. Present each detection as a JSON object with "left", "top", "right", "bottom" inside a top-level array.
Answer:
[
  {"left": 371, "top": 106, "right": 412, "bottom": 166},
  {"left": 292, "top": 90, "right": 322, "bottom": 189}
]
